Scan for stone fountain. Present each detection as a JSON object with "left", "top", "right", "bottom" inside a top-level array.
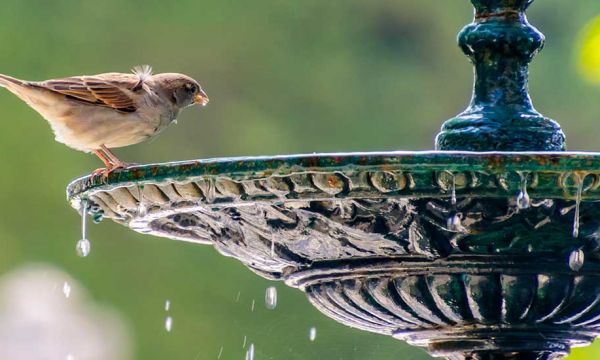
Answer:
[{"left": 67, "top": 1, "right": 600, "bottom": 359}]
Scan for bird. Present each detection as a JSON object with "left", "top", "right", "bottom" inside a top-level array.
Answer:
[{"left": 0, "top": 65, "right": 208, "bottom": 176}]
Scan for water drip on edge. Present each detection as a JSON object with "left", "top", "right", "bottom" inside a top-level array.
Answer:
[
  {"left": 137, "top": 185, "right": 148, "bottom": 217},
  {"left": 516, "top": 173, "right": 530, "bottom": 210},
  {"left": 450, "top": 174, "right": 457, "bottom": 205},
  {"left": 265, "top": 286, "right": 277, "bottom": 310},
  {"left": 165, "top": 316, "right": 173, "bottom": 332},
  {"left": 573, "top": 174, "right": 583, "bottom": 238},
  {"left": 270, "top": 235, "right": 275, "bottom": 258},
  {"left": 63, "top": 282, "right": 71, "bottom": 298},
  {"left": 76, "top": 200, "right": 91, "bottom": 257},
  {"left": 309, "top": 326, "right": 317, "bottom": 341},
  {"left": 447, "top": 213, "right": 462, "bottom": 232},
  {"left": 569, "top": 249, "right": 585, "bottom": 271},
  {"left": 245, "top": 343, "right": 254, "bottom": 360}
]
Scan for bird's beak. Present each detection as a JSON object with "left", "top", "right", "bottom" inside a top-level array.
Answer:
[{"left": 194, "top": 90, "right": 209, "bottom": 106}]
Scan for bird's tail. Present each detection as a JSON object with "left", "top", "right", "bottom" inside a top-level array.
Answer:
[{"left": 0, "top": 74, "right": 24, "bottom": 88}]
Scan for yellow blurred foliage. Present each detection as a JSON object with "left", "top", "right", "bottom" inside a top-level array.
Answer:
[{"left": 577, "top": 15, "right": 600, "bottom": 82}]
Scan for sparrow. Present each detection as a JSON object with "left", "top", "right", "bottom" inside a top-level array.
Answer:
[{"left": 0, "top": 65, "right": 208, "bottom": 175}]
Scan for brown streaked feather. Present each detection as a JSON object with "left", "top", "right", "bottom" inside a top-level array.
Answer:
[{"left": 31, "top": 74, "right": 141, "bottom": 112}]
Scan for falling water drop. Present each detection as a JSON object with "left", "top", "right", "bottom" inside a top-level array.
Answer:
[
  {"left": 447, "top": 214, "right": 462, "bottom": 232},
  {"left": 309, "top": 326, "right": 317, "bottom": 341},
  {"left": 245, "top": 343, "right": 254, "bottom": 360},
  {"left": 573, "top": 174, "right": 583, "bottom": 238},
  {"left": 164, "top": 316, "right": 173, "bottom": 332},
  {"left": 569, "top": 249, "right": 585, "bottom": 271},
  {"left": 516, "top": 174, "right": 531, "bottom": 210},
  {"left": 63, "top": 282, "right": 71, "bottom": 298},
  {"left": 164, "top": 300, "right": 171, "bottom": 311},
  {"left": 450, "top": 174, "right": 457, "bottom": 205},
  {"left": 242, "top": 335, "right": 247, "bottom": 349},
  {"left": 270, "top": 236, "right": 275, "bottom": 258},
  {"left": 217, "top": 346, "right": 223, "bottom": 359},
  {"left": 265, "top": 286, "right": 277, "bottom": 310},
  {"left": 235, "top": 291, "right": 241, "bottom": 302},
  {"left": 136, "top": 185, "right": 148, "bottom": 217},
  {"left": 76, "top": 201, "right": 91, "bottom": 257},
  {"left": 250, "top": 299, "right": 255, "bottom": 312}
]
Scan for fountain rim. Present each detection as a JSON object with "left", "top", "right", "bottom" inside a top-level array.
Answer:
[{"left": 67, "top": 150, "right": 600, "bottom": 202}]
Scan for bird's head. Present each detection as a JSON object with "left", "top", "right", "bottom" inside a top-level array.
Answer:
[{"left": 153, "top": 73, "right": 209, "bottom": 108}]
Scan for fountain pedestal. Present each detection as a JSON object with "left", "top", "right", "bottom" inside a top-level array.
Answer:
[{"left": 67, "top": 1, "right": 600, "bottom": 359}]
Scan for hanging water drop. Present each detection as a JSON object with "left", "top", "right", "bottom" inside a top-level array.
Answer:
[
  {"left": 447, "top": 213, "right": 462, "bottom": 232},
  {"left": 245, "top": 343, "right": 254, "bottom": 360},
  {"left": 164, "top": 316, "right": 173, "bottom": 332},
  {"left": 569, "top": 249, "right": 585, "bottom": 271},
  {"left": 137, "top": 185, "right": 148, "bottom": 217},
  {"left": 309, "top": 326, "right": 317, "bottom": 341},
  {"left": 265, "top": 286, "right": 277, "bottom": 310},
  {"left": 77, "top": 201, "right": 91, "bottom": 257},
  {"left": 573, "top": 174, "right": 583, "bottom": 238},
  {"left": 76, "top": 238, "right": 91, "bottom": 257},
  {"left": 63, "top": 282, "right": 71, "bottom": 298},
  {"left": 516, "top": 174, "right": 530, "bottom": 209},
  {"left": 164, "top": 300, "right": 171, "bottom": 311},
  {"left": 450, "top": 174, "right": 457, "bottom": 205}
]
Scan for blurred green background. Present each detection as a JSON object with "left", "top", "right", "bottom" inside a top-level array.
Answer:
[{"left": 2, "top": 0, "right": 600, "bottom": 359}]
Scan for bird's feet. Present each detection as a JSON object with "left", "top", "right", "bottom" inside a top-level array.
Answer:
[{"left": 90, "top": 162, "right": 132, "bottom": 182}]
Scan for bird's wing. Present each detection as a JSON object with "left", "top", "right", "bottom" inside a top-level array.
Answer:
[{"left": 33, "top": 74, "right": 140, "bottom": 112}]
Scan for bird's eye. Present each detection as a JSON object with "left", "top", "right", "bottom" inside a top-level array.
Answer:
[{"left": 185, "top": 84, "right": 196, "bottom": 93}]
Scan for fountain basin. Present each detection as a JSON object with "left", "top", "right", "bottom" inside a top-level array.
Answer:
[{"left": 67, "top": 151, "right": 600, "bottom": 359}]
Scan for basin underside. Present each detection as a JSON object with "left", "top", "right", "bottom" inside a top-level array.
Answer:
[{"left": 68, "top": 151, "right": 600, "bottom": 359}]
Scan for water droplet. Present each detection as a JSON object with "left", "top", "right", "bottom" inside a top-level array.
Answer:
[
  {"left": 309, "top": 326, "right": 317, "bottom": 341},
  {"left": 242, "top": 335, "right": 247, "bottom": 349},
  {"left": 76, "top": 238, "right": 91, "bottom": 257},
  {"left": 569, "top": 249, "right": 585, "bottom": 271},
  {"left": 450, "top": 174, "right": 457, "bottom": 205},
  {"left": 63, "top": 282, "right": 71, "bottom": 298},
  {"left": 573, "top": 174, "right": 583, "bottom": 238},
  {"left": 77, "top": 200, "right": 91, "bottom": 257},
  {"left": 235, "top": 291, "right": 241, "bottom": 302},
  {"left": 245, "top": 343, "right": 254, "bottom": 360},
  {"left": 137, "top": 185, "right": 147, "bottom": 216},
  {"left": 250, "top": 299, "right": 255, "bottom": 312},
  {"left": 447, "top": 214, "right": 462, "bottom": 232},
  {"left": 164, "top": 300, "right": 171, "bottom": 311},
  {"left": 270, "top": 236, "right": 275, "bottom": 258},
  {"left": 217, "top": 346, "right": 223, "bottom": 359},
  {"left": 516, "top": 173, "right": 530, "bottom": 209},
  {"left": 165, "top": 316, "right": 173, "bottom": 332},
  {"left": 527, "top": 244, "right": 534, "bottom": 253},
  {"left": 265, "top": 286, "right": 277, "bottom": 310}
]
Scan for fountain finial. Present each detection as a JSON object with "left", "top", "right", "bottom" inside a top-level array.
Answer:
[{"left": 436, "top": 0, "right": 566, "bottom": 151}]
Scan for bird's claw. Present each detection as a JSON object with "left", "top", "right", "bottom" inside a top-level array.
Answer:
[{"left": 90, "top": 163, "right": 133, "bottom": 182}]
